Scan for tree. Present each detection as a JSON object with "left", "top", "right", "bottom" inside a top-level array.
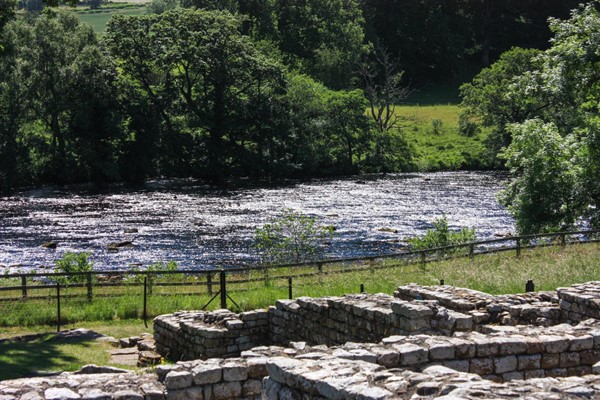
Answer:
[
  {"left": 276, "top": 0, "right": 367, "bottom": 89},
  {"left": 487, "top": 3, "right": 600, "bottom": 233},
  {"left": 254, "top": 209, "right": 334, "bottom": 265},
  {"left": 499, "top": 120, "right": 583, "bottom": 234},
  {"left": 459, "top": 47, "right": 542, "bottom": 161},
  {"left": 358, "top": 44, "right": 410, "bottom": 134}
]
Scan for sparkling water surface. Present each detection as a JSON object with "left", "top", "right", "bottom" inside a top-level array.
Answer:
[{"left": 0, "top": 171, "right": 514, "bottom": 272}]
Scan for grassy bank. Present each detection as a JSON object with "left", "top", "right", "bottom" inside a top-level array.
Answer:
[
  {"left": 1, "top": 243, "right": 598, "bottom": 381},
  {"left": 1, "top": 242, "right": 599, "bottom": 329}
]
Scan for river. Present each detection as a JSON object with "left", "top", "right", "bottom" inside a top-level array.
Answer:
[{"left": 0, "top": 171, "right": 514, "bottom": 272}]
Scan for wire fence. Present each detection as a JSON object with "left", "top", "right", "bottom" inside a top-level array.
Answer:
[{"left": 0, "top": 228, "right": 598, "bottom": 330}]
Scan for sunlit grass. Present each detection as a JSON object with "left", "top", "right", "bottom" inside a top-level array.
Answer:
[
  {"left": 1, "top": 242, "right": 598, "bottom": 329},
  {"left": 392, "top": 104, "right": 490, "bottom": 171}
]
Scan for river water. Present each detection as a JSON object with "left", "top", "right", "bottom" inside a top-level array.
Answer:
[{"left": 0, "top": 171, "right": 514, "bottom": 272}]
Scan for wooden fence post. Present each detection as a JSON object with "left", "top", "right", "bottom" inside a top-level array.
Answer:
[
  {"left": 21, "top": 276, "right": 27, "bottom": 299},
  {"left": 207, "top": 274, "right": 213, "bottom": 296},
  {"left": 469, "top": 244, "right": 474, "bottom": 260},
  {"left": 56, "top": 283, "right": 61, "bottom": 332},
  {"left": 86, "top": 273, "right": 93, "bottom": 302},
  {"left": 220, "top": 270, "right": 227, "bottom": 309},
  {"left": 516, "top": 238, "right": 521, "bottom": 258}
]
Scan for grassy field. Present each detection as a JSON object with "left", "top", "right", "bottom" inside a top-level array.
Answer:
[
  {"left": 1, "top": 242, "right": 599, "bottom": 328},
  {"left": 72, "top": 2, "right": 146, "bottom": 33},
  {"left": 395, "top": 104, "right": 489, "bottom": 171},
  {"left": 1, "top": 242, "right": 599, "bottom": 380},
  {"left": 0, "top": 320, "right": 148, "bottom": 381}
]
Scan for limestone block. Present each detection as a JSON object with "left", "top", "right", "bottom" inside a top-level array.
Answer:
[
  {"left": 212, "top": 382, "right": 242, "bottom": 400},
  {"left": 524, "top": 369, "right": 545, "bottom": 379},
  {"left": 392, "top": 343, "right": 428, "bottom": 366},
  {"left": 569, "top": 335, "right": 594, "bottom": 351},
  {"left": 192, "top": 364, "right": 222, "bottom": 386},
  {"left": 164, "top": 371, "right": 193, "bottom": 390},
  {"left": 541, "top": 353, "right": 560, "bottom": 369},
  {"left": 44, "top": 388, "right": 80, "bottom": 400},
  {"left": 541, "top": 335, "right": 570, "bottom": 353},
  {"left": 391, "top": 301, "right": 434, "bottom": 318},
  {"left": 113, "top": 390, "right": 144, "bottom": 400},
  {"left": 242, "top": 379, "right": 262, "bottom": 396},
  {"left": 494, "top": 355, "right": 518, "bottom": 374},
  {"left": 442, "top": 359, "right": 469, "bottom": 372},
  {"left": 469, "top": 358, "right": 494, "bottom": 375},
  {"left": 559, "top": 352, "right": 580, "bottom": 368},
  {"left": 579, "top": 349, "right": 600, "bottom": 365},
  {"left": 166, "top": 387, "right": 203, "bottom": 400},
  {"left": 517, "top": 354, "right": 541, "bottom": 371},
  {"left": 501, "top": 371, "right": 524, "bottom": 381},
  {"left": 497, "top": 337, "right": 528, "bottom": 355}
]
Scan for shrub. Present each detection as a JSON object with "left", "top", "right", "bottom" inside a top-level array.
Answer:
[
  {"left": 430, "top": 119, "right": 443, "bottom": 135},
  {"left": 53, "top": 252, "right": 93, "bottom": 283},
  {"left": 458, "top": 113, "right": 480, "bottom": 137},
  {"left": 254, "top": 209, "right": 335, "bottom": 265},
  {"left": 407, "top": 215, "right": 475, "bottom": 251}
]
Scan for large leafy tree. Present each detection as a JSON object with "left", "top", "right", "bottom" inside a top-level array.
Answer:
[
  {"left": 276, "top": 0, "right": 367, "bottom": 89},
  {"left": 2, "top": 11, "right": 122, "bottom": 186},
  {"left": 490, "top": 3, "right": 600, "bottom": 233},
  {"left": 107, "top": 9, "right": 286, "bottom": 179},
  {"left": 460, "top": 47, "right": 542, "bottom": 161}
]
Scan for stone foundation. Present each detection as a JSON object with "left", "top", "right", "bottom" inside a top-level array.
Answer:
[{"left": 6, "top": 281, "right": 600, "bottom": 399}]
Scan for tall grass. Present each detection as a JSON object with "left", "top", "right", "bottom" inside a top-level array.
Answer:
[{"left": 1, "top": 243, "right": 599, "bottom": 328}]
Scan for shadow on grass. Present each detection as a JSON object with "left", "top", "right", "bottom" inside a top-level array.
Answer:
[{"left": 0, "top": 334, "right": 92, "bottom": 381}]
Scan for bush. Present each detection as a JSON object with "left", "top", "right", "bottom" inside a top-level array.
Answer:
[
  {"left": 53, "top": 252, "right": 93, "bottom": 283},
  {"left": 458, "top": 113, "right": 480, "bottom": 137},
  {"left": 407, "top": 215, "right": 475, "bottom": 251},
  {"left": 254, "top": 209, "right": 335, "bottom": 265},
  {"left": 430, "top": 119, "right": 444, "bottom": 135}
]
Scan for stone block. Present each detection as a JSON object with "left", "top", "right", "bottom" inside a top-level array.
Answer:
[
  {"left": 580, "top": 349, "right": 600, "bottom": 365},
  {"left": 524, "top": 369, "right": 545, "bottom": 379},
  {"left": 166, "top": 387, "right": 204, "bottom": 400},
  {"left": 494, "top": 355, "right": 517, "bottom": 374},
  {"left": 559, "top": 352, "right": 580, "bottom": 368},
  {"left": 497, "top": 337, "right": 528, "bottom": 355},
  {"left": 164, "top": 371, "right": 193, "bottom": 390},
  {"left": 541, "top": 336, "right": 570, "bottom": 353},
  {"left": 502, "top": 371, "right": 524, "bottom": 381},
  {"left": 242, "top": 379, "right": 262, "bottom": 396},
  {"left": 192, "top": 364, "right": 222, "bottom": 385},
  {"left": 442, "top": 359, "right": 469, "bottom": 372},
  {"left": 541, "top": 353, "right": 560, "bottom": 369},
  {"left": 392, "top": 343, "right": 428, "bottom": 366},
  {"left": 570, "top": 335, "right": 594, "bottom": 351},
  {"left": 469, "top": 358, "right": 494, "bottom": 375},
  {"left": 517, "top": 354, "right": 541, "bottom": 370},
  {"left": 212, "top": 382, "right": 242, "bottom": 400}
]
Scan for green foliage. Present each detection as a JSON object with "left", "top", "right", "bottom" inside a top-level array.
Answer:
[
  {"left": 430, "top": 119, "right": 443, "bottom": 135},
  {"left": 146, "top": 0, "right": 177, "bottom": 14},
  {"left": 128, "top": 260, "right": 178, "bottom": 294},
  {"left": 459, "top": 47, "right": 542, "bottom": 160},
  {"left": 407, "top": 215, "right": 475, "bottom": 251},
  {"left": 54, "top": 252, "right": 93, "bottom": 283},
  {"left": 254, "top": 209, "right": 334, "bottom": 265},
  {"left": 482, "top": 4, "right": 600, "bottom": 233}
]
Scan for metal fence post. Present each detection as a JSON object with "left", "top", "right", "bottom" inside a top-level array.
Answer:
[
  {"left": 220, "top": 270, "right": 227, "bottom": 309},
  {"left": 56, "top": 282, "right": 61, "bottom": 332},
  {"left": 420, "top": 251, "right": 426, "bottom": 268},
  {"left": 360, "top": 283, "right": 365, "bottom": 293},
  {"left": 86, "top": 273, "right": 93, "bottom": 302},
  {"left": 288, "top": 277, "right": 293, "bottom": 300},
  {"left": 207, "top": 274, "right": 213, "bottom": 296},
  {"left": 561, "top": 233, "right": 566, "bottom": 248},
  {"left": 516, "top": 238, "right": 521, "bottom": 258},
  {"left": 469, "top": 244, "right": 474, "bottom": 260},
  {"left": 21, "top": 276, "right": 27, "bottom": 299}
]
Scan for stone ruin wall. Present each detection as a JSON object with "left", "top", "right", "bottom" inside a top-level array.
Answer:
[
  {"left": 155, "top": 280, "right": 599, "bottom": 361},
  {"left": 6, "top": 281, "right": 600, "bottom": 399}
]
